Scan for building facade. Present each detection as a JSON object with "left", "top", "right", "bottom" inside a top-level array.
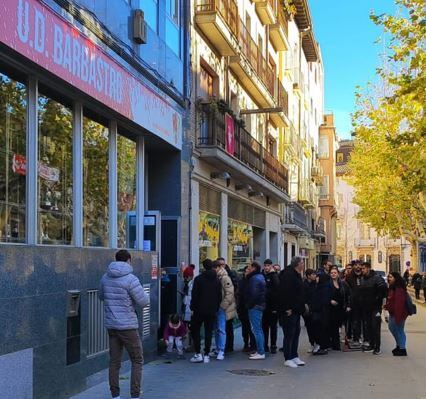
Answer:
[
  {"left": 189, "top": 0, "right": 324, "bottom": 271},
  {"left": 0, "top": 0, "right": 189, "bottom": 398},
  {"left": 335, "top": 140, "right": 411, "bottom": 272}
]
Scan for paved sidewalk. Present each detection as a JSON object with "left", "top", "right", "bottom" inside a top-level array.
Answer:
[{"left": 72, "top": 307, "right": 426, "bottom": 399}]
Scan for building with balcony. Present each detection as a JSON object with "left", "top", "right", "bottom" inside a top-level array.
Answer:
[
  {"left": 190, "top": 0, "right": 324, "bottom": 270},
  {"left": 335, "top": 140, "right": 411, "bottom": 272},
  {"left": 317, "top": 114, "right": 338, "bottom": 264}
]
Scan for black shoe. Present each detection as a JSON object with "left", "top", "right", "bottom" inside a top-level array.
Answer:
[
  {"left": 393, "top": 348, "right": 407, "bottom": 356},
  {"left": 373, "top": 349, "right": 381, "bottom": 355},
  {"left": 270, "top": 346, "right": 277, "bottom": 354},
  {"left": 313, "top": 349, "right": 328, "bottom": 356},
  {"left": 392, "top": 346, "right": 400, "bottom": 354},
  {"left": 243, "top": 346, "right": 251, "bottom": 353},
  {"left": 265, "top": 346, "right": 270, "bottom": 353},
  {"left": 363, "top": 345, "right": 374, "bottom": 353},
  {"left": 279, "top": 347, "right": 284, "bottom": 352}
]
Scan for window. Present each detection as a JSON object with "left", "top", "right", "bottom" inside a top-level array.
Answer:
[
  {"left": 0, "top": 71, "right": 26, "bottom": 243},
  {"left": 199, "top": 64, "right": 215, "bottom": 99},
  {"left": 360, "top": 222, "right": 371, "bottom": 240},
  {"left": 141, "top": 0, "right": 158, "bottom": 32},
  {"left": 320, "top": 175, "right": 329, "bottom": 200},
  {"left": 378, "top": 250, "right": 383, "bottom": 263},
  {"left": 166, "top": 0, "right": 179, "bottom": 25},
  {"left": 336, "top": 222, "right": 342, "bottom": 240},
  {"left": 117, "top": 135, "right": 136, "bottom": 248},
  {"left": 318, "top": 136, "right": 329, "bottom": 158},
  {"left": 83, "top": 117, "right": 109, "bottom": 247},
  {"left": 166, "top": 0, "right": 180, "bottom": 56},
  {"left": 38, "top": 94, "right": 73, "bottom": 244},
  {"left": 336, "top": 152, "right": 344, "bottom": 163}
]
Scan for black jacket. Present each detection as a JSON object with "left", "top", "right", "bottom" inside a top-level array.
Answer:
[
  {"left": 190, "top": 270, "right": 222, "bottom": 316},
  {"left": 310, "top": 274, "right": 332, "bottom": 315},
  {"left": 264, "top": 271, "right": 280, "bottom": 311},
  {"left": 358, "top": 270, "right": 388, "bottom": 311},
  {"left": 245, "top": 270, "right": 266, "bottom": 310},
  {"left": 278, "top": 266, "right": 305, "bottom": 315},
  {"left": 304, "top": 279, "right": 316, "bottom": 308},
  {"left": 346, "top": 271, "right": 363, "bottom": 306}
]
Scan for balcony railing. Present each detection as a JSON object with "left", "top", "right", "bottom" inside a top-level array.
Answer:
[
  {"left": 195, "top": 0, "right": 239, "bottom": 37},
  {"left": 276, "top": 7, "right": 289, "bottom": 38},
  {"left": 198, "top": 103, "right": 288, "bottom": 193},
  {"left": 276, "top": 80, "right": 289, "bottom": 116},
  {"left": 283, "top": 202, "right": 308, "bottom": 231},
  {"left": 355, "top": 238, "right": 376, "bottom": 247},
  {"left": 239, "top": 18, "right": 275, "bottom": 97}
]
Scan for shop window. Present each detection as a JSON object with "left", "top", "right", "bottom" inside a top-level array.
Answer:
[
  {"left": 83, "top": 117, "right": 109, "bottom": 247},
  {"left": 0, "top": 72, "right": 26, "bottom": 242},
  {"left": 38, "top": 94, "right": 73, "bottom": 244},
  {"left": 117, "top": 135, "right": 136, "bottom": 248},
  {"left": 228, "top": 219, "right": 253, "bottom": 271}
]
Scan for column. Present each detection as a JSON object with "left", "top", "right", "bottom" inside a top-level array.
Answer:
[
  {"left": 72, "top": 102, "right": 83, "bottom": 247},
  {"left": 190, "top": 180, "right": 200, "bottom": 273},
  {"left": 220, "top": 192, "right": 228, "bottom": 262},
  {"left": 108, "top": 121, "right": 118, "bottom": 248},
  {"left": 136, "top": 136, "right": 145, "bottom": 250}
]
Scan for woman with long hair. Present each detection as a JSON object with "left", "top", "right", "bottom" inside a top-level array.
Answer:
[{"left": 384, "top": 272, "right": 408, "bottom": 356}]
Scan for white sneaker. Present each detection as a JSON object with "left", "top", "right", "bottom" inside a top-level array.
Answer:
[
  {"left": 292, "top": 357, "right": 305, "bottom": 366},
  {"left": 190, "top": 353, "right": 203, "bottom": 363},
  {"left": 249, "top": 353, "right": 265, "bottom": 360},
  {"left": 284, "top": 359, "right": 298, "bottom": 368},
  {"left": 216, "top": 350, "right": 225, "bottom": 360},
  {"left": 307, "top": 345, "right": 314, "bottom": 353},
  {"left": 203, "top": 355, "right": 210, "bottom": 363},
  {"left": 209, "top": 349, "right": 218, "bottom": 357},
  {"left": 313, "top": 344, "right": 320, "bottom": 353}
]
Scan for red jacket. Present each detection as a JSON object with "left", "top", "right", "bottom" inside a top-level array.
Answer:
[
  {"left": 163, "top": 321, "right": 187, "bottom": 341},
  {"left": 385, "top": 287, "right": 408, "bottom": 325}
]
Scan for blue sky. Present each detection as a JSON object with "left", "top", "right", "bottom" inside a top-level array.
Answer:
[{"left": 309, "top": 0, "right": 397, "bottom": 138}]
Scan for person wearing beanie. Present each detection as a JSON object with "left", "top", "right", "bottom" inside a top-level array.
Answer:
[{"left": 190, "top": 259, "right": 222, "bottom": 364}]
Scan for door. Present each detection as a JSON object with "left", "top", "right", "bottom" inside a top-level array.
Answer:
[{"left": 389, "top": 254, "right": 401, "bottom": 273}]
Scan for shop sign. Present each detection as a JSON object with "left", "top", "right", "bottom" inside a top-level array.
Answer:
[
  {"left": 225, "top": 113, "right": 235, "bottom": 155},
  {"left": 199, "top": 212, "right": 220, "bottom": 248},
  {"left": 0, "top": 0, "right": 182, "bottom": 149},
  {"left": 12, "top": 153, "right": 26, "bottom": 175},
  {"left": 12, "top": 153, "right": 60, "bottom": 182}
]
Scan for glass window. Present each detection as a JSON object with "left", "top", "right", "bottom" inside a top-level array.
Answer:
[
  {"left": 228, "top": 219, "right": 253, "bottom": 271},
  {"left": 141, "top": 0, "right": 158, "bottom": 32},
  {"left": 318, "top": 136, "right": 329, "bottom": 158},
  {"left": 38, "top": 95, "right": 73, "bottom": 244},
  {"left": 199, "top": 211, "right": 220, "bottom": 264},
  {"left": 83, "top": 117, "right": 109, "bottom": 247},
  {"left": 117, "top": 135, "right": 136, "bottom": 248},
  {"left": 0, "top": 72, "right": 26, "bottom": 243},
  {"left": 166, "top": 0, "right": 180, "bottom": 56},
  {"left": 166, "top": 0, "right": 179, "bottom": 25}
]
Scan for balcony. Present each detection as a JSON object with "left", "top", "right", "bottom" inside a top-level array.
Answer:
[
  {"left": 197, "top": 103, "right": 289, "bottom": 200},
  {"left": 284, "top": 123, "right": 300, "bottom": 159},
  {"left": 313, "top": 217, "right": 326, "bottom": 239},
  {"left": 356, "top": 238, "right": 376, "bottom": 248},
  {"left": 269, "top": 8, "right": 290, "bottom": 51},
  {"left": 195, "top": 0, "right": 239, "bottom": 56},
  {"left": 270, "top": 80, "right": 289, "bottom": 127},
  {"left": 282, "top": 202, "right": 308, "bottom": 234},
  {"left": 229, "top": 19, "right": 276, "bottom": 107},
  {"left": 299, "top": 181, "right": 316, "bottom": 208},
  {"left": 311, "top": 164, "right": 323, "bottom": 184},
  {"left": 253, "top": 0, "right": 276, "bottom": 25}
]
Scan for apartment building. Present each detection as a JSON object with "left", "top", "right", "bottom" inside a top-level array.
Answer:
[
  {"left": 190, "top": 0, "right": 324, "bottom": 270},
  {"left": 335, "top": 140, "right": 411, "bottom": 272}
]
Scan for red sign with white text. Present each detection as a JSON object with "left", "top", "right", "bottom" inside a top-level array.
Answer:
[{"left": 0, "top": 0, "right": 182, "bottom": 149}]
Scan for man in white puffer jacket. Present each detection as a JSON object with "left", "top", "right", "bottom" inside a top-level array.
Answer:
[{"left": 99, "top": 250, "right": 150, "bottom": 399}]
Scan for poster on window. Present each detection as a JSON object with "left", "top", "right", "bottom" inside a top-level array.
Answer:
[
  {"left": 225, "top": 113, "right": 235, "bottom": 155},
  {"left": 199, "top": 212, "right": 220, "bottom": 248}
]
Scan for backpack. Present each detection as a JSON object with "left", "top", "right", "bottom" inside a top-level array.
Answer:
[{"left": 406, "top": 293, "right": 417, "bottom": 316}]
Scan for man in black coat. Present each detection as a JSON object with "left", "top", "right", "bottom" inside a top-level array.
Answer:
[
  {"left": 278, "top": 256, "right": 306, "bottom": 368},
  {"left": 190, "top": 259, "right": 222, "bottom": 363},
  {"left": 262, "top": 259, "right": 280, "bottom": 353},
  {"left": 237, "top": 266, "right": 256, "bottom": 352}
]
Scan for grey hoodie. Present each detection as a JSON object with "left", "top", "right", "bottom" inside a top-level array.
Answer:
[{"left": 99, "top": 261, "right": 150, "bottom": 330}]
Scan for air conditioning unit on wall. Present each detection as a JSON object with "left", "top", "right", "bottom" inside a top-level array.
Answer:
[{"left": 133, "top": 9, "right": 147, "bottom": 44}]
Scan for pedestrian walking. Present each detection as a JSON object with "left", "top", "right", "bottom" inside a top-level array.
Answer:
[
  {"left": 384, "top": 272, "right": 408, "bottom": 356},
  {"left": 209, "top": 259, "right": 236, "bottom": 360},
  {"left": 422, "top": 272, "right": 426, "bottom": 303},
  {"left": 99, "top": 250, "right": 150, "bottom": 399},
  {"left": 190, "top": 259, "right": 222, "bottom": 364},
  {"left": 163, "top": 314, "right": 187, "bottom": 358},
  {"left": 245, "top": 261, "right": 266, "bottom": 360},
  {"left": 262, "top": 259, "right": 280, "bottom": 354},
  {"left": 237, "top": 266, "right": 256, "bottom": 352},
  {"left": 328, "top": 267, "right": 351, "bottom": 351},
  {"left": 412, "top": 272, "right": 422, "bottom": 300},
  {"left": 403, "top": 268, "right": 410, "bottom": 286},
  {"left": 359, "top": 262, "right": 388, "bottom": 355},
  {"left": 279, "top": 256, "right": 306, "bottom": 368},
  {"left": 303, "top": 269, "right": 317, "bottom": 353}
]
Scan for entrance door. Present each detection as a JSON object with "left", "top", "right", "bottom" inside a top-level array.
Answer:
[{"left": 389, "top": 254, "right": 401, "bottom": 273}]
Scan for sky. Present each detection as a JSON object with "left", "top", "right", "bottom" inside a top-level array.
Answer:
[{"left": 309, "top": 0, "right": 397, "bottom": 138}]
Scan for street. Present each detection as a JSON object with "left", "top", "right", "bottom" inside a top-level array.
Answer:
[{"left": 73, "top": 304, "right": 426, "bottom": 399}]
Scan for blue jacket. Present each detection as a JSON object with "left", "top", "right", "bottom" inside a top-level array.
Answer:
[
  {"left": 99, "top": 261, "right": 150, "bottom": 330},
  {"left": 246, "top": 271, "right": 266, "bottom": 311}
]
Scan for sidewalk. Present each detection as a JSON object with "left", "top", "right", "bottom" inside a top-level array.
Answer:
[{"left": 72, "top": 309, "right": 426, "bottom": 399}]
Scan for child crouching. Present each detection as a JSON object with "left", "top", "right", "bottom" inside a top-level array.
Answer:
[{"left": 163, "top": 314, "right": 187, "bottom": 358}]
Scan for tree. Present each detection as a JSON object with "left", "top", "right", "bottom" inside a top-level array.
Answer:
[{"left": 349, "top": 0, "right": 426, "bottom": 262}]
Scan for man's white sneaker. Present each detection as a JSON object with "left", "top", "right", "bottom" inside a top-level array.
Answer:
[
  {"left": 307, "top": 345, "right": 314, "bottom": 353},
  {"left": 249, "top": 353, "right": 265, "bottom": 360},
  {"left": 190, "top": 353, "right": 203, "bottom": 363},
  {"left": 208, "top": 349, "right": 218, "bottom": 357},
  {"left": 284, "top": 359, "right": 298, "bottom": 368},
  {"left": 203, "top": 355, "right": 210, "bottom": 363},
  {"left": 292, "top": 357, "right": 305, "bottom": 366},
  {"left": 313, "top": 344, "right": 320, "bottom": 354},
  {"left": 216, "top": 351, "right": 225, "bottom": 360}
]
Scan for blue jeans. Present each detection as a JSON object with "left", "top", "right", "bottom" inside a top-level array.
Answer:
[
  {"left": 388, "top": 316, "right": 406, "bottom": 349},
  {"left": 249, "top": 308, "right": 265, "bottom": 355},
  {"left": 282, "top": 313, "right": 301, "bottom": 361},
  {"left": 215, "top": 308, "right": 227, "bottom": 352}
]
